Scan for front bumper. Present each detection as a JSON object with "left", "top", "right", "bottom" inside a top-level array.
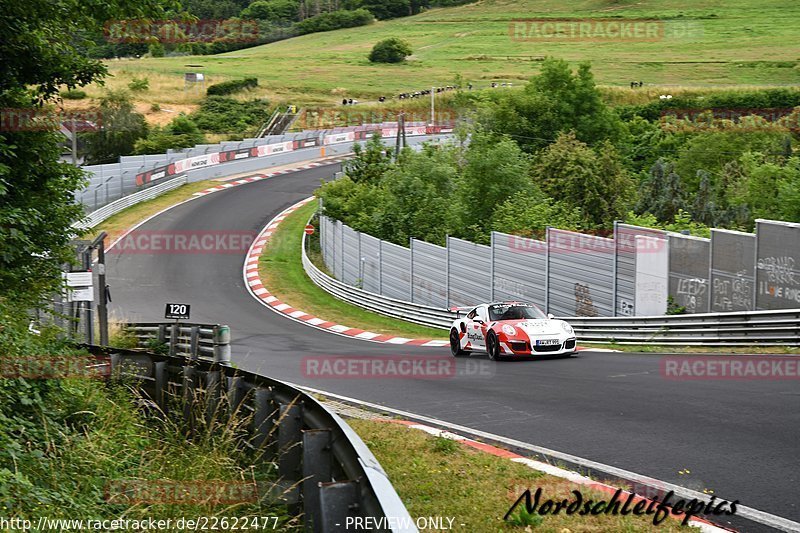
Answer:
[{"left": 500, "top": 337, "right": 577, "bottom": 356}]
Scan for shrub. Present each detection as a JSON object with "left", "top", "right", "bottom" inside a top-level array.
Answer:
[
  {"left": 60, "top": 89, "right": 87, "bottom": 100},
  {"left": 206, "top": 78, "right": 259, "bottom": 96},
  {"left": 295, "top": 9, "right": 373, "bottom": 35},
  {"left": 127, "top": 77, "right": 149, "bottom": 92},
  {"left": 190, "top": 97, "right": 271, "bottom": 134},
  {"left": 368, "top": 37, "right": 412, "bottom": 63}
]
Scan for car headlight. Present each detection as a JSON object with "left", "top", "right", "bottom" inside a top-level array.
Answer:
[{"left": 561, "top": 322, "right": 574, "bottom": 335}]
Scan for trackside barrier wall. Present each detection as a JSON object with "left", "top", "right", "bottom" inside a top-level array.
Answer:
[
  {"left": 317, "top": 215, "right": 800, "bottom": 322},
  {"left": 304, "top": 225, "right": 800, "bottom": 345},
  {"left": 76, "top": 126, "right": 450, "bottom": 213},
  {"left": 91, "top": 344, "right": 417, "bottom": 533}
]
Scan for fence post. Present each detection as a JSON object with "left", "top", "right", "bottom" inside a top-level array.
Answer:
[
  {"left": 445, "top": 235, "right": 450, "bottom": 308},
  {"left": 182, "top": 366, "right": 196, "bottom": 436},
  {"left": 612, "top": 220, "right": 619, "bottom": 317},
  {"left": 302, "top": 429, "right": 332, "bottom": 532},
  {"left": 378, "top": 239, "right": 383, "bottom": 295},
  {"left": 545, "top": 226, "right": 551, "bottom": 314},
  {"left": 488, "top": 232, "right": 494, "bottom": 302},
  {"left": 205, "top": 370, "right": 222, "bottom": 428},
  {"left": 410, "top": 238, "right": 415, "bottom": 303}
]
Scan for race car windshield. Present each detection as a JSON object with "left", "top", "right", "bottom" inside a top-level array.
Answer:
[{"left": 488, "top": 304, "right": 546, "bottom": 321}]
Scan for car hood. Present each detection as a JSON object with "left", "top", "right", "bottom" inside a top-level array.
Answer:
[{"left": 504, "top": 319, "right": 564, "bottom": 336}]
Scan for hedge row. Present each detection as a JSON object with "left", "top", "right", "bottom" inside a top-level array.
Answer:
[{"left": 206, "top": 77, "right": 259, "bottom": 96}]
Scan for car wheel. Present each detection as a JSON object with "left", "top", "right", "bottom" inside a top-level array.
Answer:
[
  {"left": 450, "top": 329, "right": 467, "bottom": 357},
  {"left": 486, "top": 331, "right": 502, "bottom": 361}
]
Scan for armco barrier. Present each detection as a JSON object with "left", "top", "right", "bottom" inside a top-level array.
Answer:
[
  {"left": 72, "top": 175, "right": 187, "bottom": 230},
  {"left": 304, "top": 219, "right": 800, "bottom": 345},
  {"left": 89, "top": 344, "right": 417, "bottom": 533}
]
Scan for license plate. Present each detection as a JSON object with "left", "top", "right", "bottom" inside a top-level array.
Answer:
[{"left": 536, "top": 339, "right": 560, "bottom": 346}]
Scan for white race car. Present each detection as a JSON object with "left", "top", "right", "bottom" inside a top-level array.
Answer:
[{"left": 449, "top": 302, "right": 577, "bottom": 361}]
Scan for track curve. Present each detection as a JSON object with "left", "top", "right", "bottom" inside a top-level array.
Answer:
[{"left": 107, "top": 162, "right": 800, "bottom": 525}]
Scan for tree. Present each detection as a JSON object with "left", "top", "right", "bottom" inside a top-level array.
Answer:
[
  {"left": 691, "top": 170, "right": 719, "bottom": 225},
  {"left": 0, "top": 0, "right": 170, "bottom": 303},
  {"left": 532, "top": 132, "right": 631, "bottom": 229},
  {"left": 242, "top": 0, "right": 299, "bottom": 22},
  {"left": 635, "top": 159, "right": 687, "bottom": 223},
  {"left": 134, "top": 114, "right": 205, "bottom": 154},
  {"left": 82, "top": 90, "right": 148, "bottom": 164},
  {"left": 345, "top": 132, "right": 393, "bottom": 185},
  {"left": 478, "top": 59, "right": 623, "bottom": 152},
  {"left": 368, "top": 37, "right": 412, "bottom": 63},
  {"left": 454, "top": 132, "right": 533, "bottom": 242},
  {"left": 491, "top": 192, "right": 583, "bottom": 240}
]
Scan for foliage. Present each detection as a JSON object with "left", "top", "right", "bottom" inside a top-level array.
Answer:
[
  {"left": 81, "top": 90, "right": 148, "bottom": 164},
  {"left": 368, "top": 37, "right": 412, "bottom": 63},
  {"left": 189, "top": 97, "right": 271, "bottom": 134},
  {"left": 295, "top": 9, "right": 373, "bottom": 35},
  {"left": 206, "top": 78, "right": 259, "bottom": 96},
  {"left": 477, "top": 58, "right": 623, "bottom": 152},
  {"left": 532, "top": 132, "right": 632, "bottom": 229},
  {"left": 241, "top": 0, "right": 299, "bottom": 22},
  {"left": 0, "top": 0, "right": 169, "bottom": 303},
  {"left": 60, "top": 89, "right": 87, "bottom": 100},
  {"left": 127, "top": 76, "right": 150, "bottom": 92},
  {"left": 491, "top": 192, "right": 583, "bottom": 240},
  {"left": 635, "top": 159, "right": 687, "bottom": 224},
  {"left": 134, "top": 114, "right": 205, "bottom": 154}
]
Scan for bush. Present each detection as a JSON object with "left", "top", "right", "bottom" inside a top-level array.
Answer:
[
  {"left": 60, "top": 89, "right": 87, "bottom": 100},
  {"left": 206, "top": 78, "right": 259, "bottom": 96},
  {"left": 190, "top": 97, "right": 271, "bottom": 134},
  {"left": 368, "top": 37, "right": 412, "bottom": 63},
  {"left": 295, "top": 9, "right": 373, "bottom": 35},
  {"left": 127, "top": 77, "right": 149, "bottom": 92}
]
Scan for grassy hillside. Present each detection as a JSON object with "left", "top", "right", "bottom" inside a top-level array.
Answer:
[{"left": 94, "top": 0, "right": 799, "bottom": 106}]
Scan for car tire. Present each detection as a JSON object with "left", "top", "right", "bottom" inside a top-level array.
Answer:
[
  {"left": 450, "top": 329, "right": 468, "bottom": 357},
  {"left": 486, "top": 331, "right": 503, "bottom": 361}
]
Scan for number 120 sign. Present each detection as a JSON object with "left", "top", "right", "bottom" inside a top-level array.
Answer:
[{"left": 165, "top": 303, "right": 191, "bottom": 320}]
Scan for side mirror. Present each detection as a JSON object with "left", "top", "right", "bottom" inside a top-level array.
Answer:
[{"left": 547, "top": 313, "right": 555, "bottom": 319}]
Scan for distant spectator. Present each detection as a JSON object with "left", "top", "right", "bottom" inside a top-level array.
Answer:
[{"left": 342, "top": 98, "right": 348, "bottom": 105}]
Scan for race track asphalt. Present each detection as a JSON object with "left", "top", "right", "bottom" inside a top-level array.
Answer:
[{"left": 107, "top": 162, "right": 800, "bottom": 526}]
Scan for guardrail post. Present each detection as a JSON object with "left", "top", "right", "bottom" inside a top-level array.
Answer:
[
  {"left": 154, "top": 361, "right": 168, "bottom": 412},
  {"left": 278, "top": 403, "right": 303, "bottom": 482},
  {"left": 252, "top": 387, "right": 275, "bottom": 453},
  {"left": 190, "top": 326, "right": 200, "bottom": 361},
  {"left": 302, "top": 429, "right": 332, "bottom": 532},
  {"left": 205, "top": 370, "right": 222, "bottom": 428},
  {"left": 157, "top": 324, "right": 167, "bottom": 345},
  {"left": 228, "top": 376, "right": 246, "bottom": 417},
  {"left": 213, "top": 325, "right": 231, "bottom": 365},
  {"left": 182, "top": 366, "right": 197, "bottom": 436},
  {"left": 169, "top": 323, "right": 178, "bottom": 357},
  {"left": 318, "top": 481, "right": 360, "bottom": 533}
]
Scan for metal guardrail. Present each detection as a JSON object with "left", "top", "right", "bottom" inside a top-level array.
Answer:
[
  {"left": 87, "top": 343, "right": 417, "bottom": 533},
  {"left": 303, "top": 235, "right": 456, "bottom": 330},
  {"left": 72, "top": 175, "right": 187, "bottom": 230},
  {"left": 568, "top": 310, "right": 800, "bottom": 346},
  {"left": 125, "top": 322, "right": 232, "bottom": 362},
  {"left": 303, "top": 221, "right": 800, "bottom": 346}
]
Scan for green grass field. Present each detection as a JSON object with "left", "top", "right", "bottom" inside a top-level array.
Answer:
[{"left": 98, "top": 0, "right": 800, "bottom": 107}]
